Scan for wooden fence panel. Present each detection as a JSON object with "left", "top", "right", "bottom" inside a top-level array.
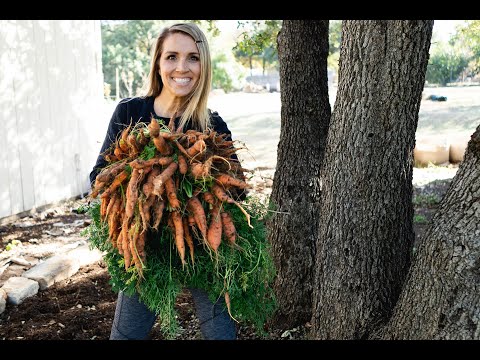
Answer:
[{"left": 0, "top": 20, "right": 104, "bottom": 219}]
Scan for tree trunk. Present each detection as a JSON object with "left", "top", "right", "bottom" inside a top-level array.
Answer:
[
  {"left": 267, "top": 20, "right": 331, "bottom": 328},
  {"left": 380, "top": 124, "right": 480, "bottom": 339},
  {"left": 311, "top": 20, "right": 433, "bottom": 339}
]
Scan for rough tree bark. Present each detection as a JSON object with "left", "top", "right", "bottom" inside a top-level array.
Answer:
[
  {"left": 311, "top": 20, "right": 434, "bottom": 339},
  {"left": 380, "top": 124, "right": 480, "bottom": 339},
  {"left": 267, "top": 20, "right": 331, "bottom": 328}
]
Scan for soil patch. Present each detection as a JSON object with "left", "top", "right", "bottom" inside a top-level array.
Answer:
[{"left": 0, "top": 175, "right": 454, "bottom": 340}]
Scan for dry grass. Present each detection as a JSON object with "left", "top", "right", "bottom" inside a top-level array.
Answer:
[{"left": 206, "top": 86, "right": 480, "bottom": 172}]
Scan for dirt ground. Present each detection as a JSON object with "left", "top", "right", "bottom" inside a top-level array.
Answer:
[{"left": 0, "top": 172, "right": 455, "bottom": 341}]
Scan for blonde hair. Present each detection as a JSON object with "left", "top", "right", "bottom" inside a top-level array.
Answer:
[{"left": 142, "top": 22, "right": 212, "bottom": 131}]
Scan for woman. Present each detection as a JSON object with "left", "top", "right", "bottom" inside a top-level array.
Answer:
[{"left": 90, "top": 23, "right": 240, "bottom": 340}]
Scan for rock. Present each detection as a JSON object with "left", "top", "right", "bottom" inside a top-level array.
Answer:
[
  {"left": 10, "top": 257, "right": 32, "bottom": 267},
  {"left": 44, "top": 229, "right": 63, "bottom": 236},
  {"left": 15, "top": 221, "right": 35, "bottom": 228},
  {"left": 0, "top": 264, "right": 27, "bottom": 287},
  {"left": 0, "top": 288, "right": 6, "bottom": 314},
  {"left": 22, "top": 255, "right": 80, "bottom": 290},
  {"left": 72, "top": 219, "right": 86, "bottom": 227},
  {"left": 66, "top": 244, "right": 104, "bottom": 268},
  {"left": 1, "top": 276, "right": 39, "bottom": 305}
]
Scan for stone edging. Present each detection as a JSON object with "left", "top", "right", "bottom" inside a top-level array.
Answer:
[{"left": 0, "top": 245, "right": 103, "bottom": 314}]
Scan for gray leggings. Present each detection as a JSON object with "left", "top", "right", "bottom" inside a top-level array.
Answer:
[{"left": 110, "top": 288, "right": 236, "bottom": 340}]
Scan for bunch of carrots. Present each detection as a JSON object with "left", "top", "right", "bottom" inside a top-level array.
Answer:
[{"left": 89, "top": 116, "right": 252, "bottom": 280}]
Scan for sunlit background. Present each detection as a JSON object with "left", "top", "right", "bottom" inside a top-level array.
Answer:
[{"left": 1, "top": 20, "right": 479, "bottom": 219}]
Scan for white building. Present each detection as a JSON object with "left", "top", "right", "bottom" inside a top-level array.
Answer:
[{"left": 0, "top": 20, "right": 105, "bottom": 220}]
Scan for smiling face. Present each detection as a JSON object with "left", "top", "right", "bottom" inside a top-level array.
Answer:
[{"left": 158, "top": 32, "right": 201, "bottom": 101}]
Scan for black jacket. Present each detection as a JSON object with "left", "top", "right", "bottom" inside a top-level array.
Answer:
[{"left": 89, "top": 96, "right": 238, "bottom": 186}]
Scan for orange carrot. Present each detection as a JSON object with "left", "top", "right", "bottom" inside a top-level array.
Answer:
[
  {"left": 148, "top": 117, "right": 160, "bottom": 138},
  {"left": 152, "top": 162, "right": 178, "bottom": 195},
  {"left": 157, "top": 157, "right": 175, "bottom": 166},
  {"left": 101, "top": 170, "right": 129, "bottom": 198},
  {"left": 171, "top": 210, "right": 186, "bottom": 267},
  {"left": 186, "top": 138, "right": 206, "bottom": 157},
  {"left": 215, "top": 173, "right": 250, "bottom": 189},
  {"left": 119, "top": 125, "right": 131, "bottom": 152},
  {"left": 129, "top": 222, "right": 140, "bottom": 272},
  {"left": 116, "top": 230, "right": 124, "bottom": 255},
  {"left": 114, "top": 146, "right": 126, "bottom": 160},
  {"left": 164, "top": 177, "right": 181, "bottom": 209},
  {"left": 178, "top": 155, "right": 188, "bottom": 175},
  {"left": 125, "top": 168, "right": 142, "bottom": 219},
  {"left": 143, "top": 166, "right": 162, "bottom": 198},
  {"left": 153, "top": 136, "right": 172, "bottom": 155},
  {"left": 183, "top": 218, "right": 195, "bottom": 265},
  {"left": 137, "top": 230, "right": 146, "bottom": 263},
  {"left": 174, "top": 141, "right": 192, "bottom": 160},
  {"left": 207, "top": 204, "right": 222, "bottom": 252},
  {"left": 90, "top": 179, "right": 106, "bottom": 198},
  {"left": 151, "top": 199, "right": 165, "bottom": 230},
  {"left": 96, "top": 160, "right": 126, "bottom": 183},
  {"left": 108, "top": 208, "right": 120, "bottom": 247},
  {"left": 203, "top": 191, "right": 215, "bottom": 205},
  {"left": 211, "top": 184, "right": 252, "bottom": 228},
  {"left": 211, "top": 184, "right": 235, "bottom": 204},
  {"left": 221, "top": 212, "right": 236, "bottom": 245},
  {"left": 187, "top": 196, "right": 208, "bottom": 241},
  {"left": 137, "top": 129, "right": 148, "bottom": 146},
  {"left": 154, "top": 184, "right": 165, "bottom": 199},
  {"left": 224, "top": 291, "right": 239, "bottom": 323},
  {"left": 139, "top": 196, "right": 155, "bottom": 231},
  {"left": 104, "top": 154, "right": 119, "bottom": 163},
  {"left": 100, "top": 195, "right": 109, "bottom": 220},
  {"left": 160, "top": 131, "right": 182, "bottom": 141},
  {"left": 121, "top": 217, "right": 132, "bottom": 269},
  {"left": 127, "top": 133, "right": 139, "bottom": 156},
  {"left": 190, "top": 163, "right": 205, "bottom": 179},
  {"left": 190, "top": 156, "right": 214, "bottom": 179},
  {"left": 153, "top": 135, "right": 172, "bottom": 155},
  {"left": 129, "top": 157, "right": 156, "bottom": 169},
  {"left": 184, "top": 129, "right": 205, "bottom": 142},
  {"left": 105, "top": 191, "right": 120, "bottom": 219}
]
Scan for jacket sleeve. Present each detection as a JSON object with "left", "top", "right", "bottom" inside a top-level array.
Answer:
[
  {"left": 89, "top": 101, "right": 128, "bottom": 187},
  {"left": 210, "top": 111, "right": 248, "bottom": 201}
]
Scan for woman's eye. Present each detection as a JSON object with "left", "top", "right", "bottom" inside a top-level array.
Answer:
[
  {"left": 167, "top": 55, "right": 176, "bottom": 60},
  {"left": 190, "top": 55, "right": 199, "bottom": 61}
]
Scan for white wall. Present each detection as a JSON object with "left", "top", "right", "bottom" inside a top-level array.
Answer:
[{"left": 0, "top": 20, "right": 106, "bottom": 219}]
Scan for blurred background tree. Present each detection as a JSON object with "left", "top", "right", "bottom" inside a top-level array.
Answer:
[
  {"left": 101, "top": 20, "right": 167, "bottom": 100},
  {"left": 454, "top": 20, "right": 480, "bottom": 79},
  {"left": 233, "top": 20, "right": 281, "bottom": 76},
  {"left": 212, "top": 53, "right": 234, "bottom": 92},
  {"left": 327, "top": 20, "right": 342, "bottom": 73},
  {"left": 100, "top": 20, "right": 478, "bottom": 99},
  {"left": 426, "top": 20, "right": 479, "bottom": 86},
  {"left": 233, "top": 20, "right": 342, "bottom": 78}
]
